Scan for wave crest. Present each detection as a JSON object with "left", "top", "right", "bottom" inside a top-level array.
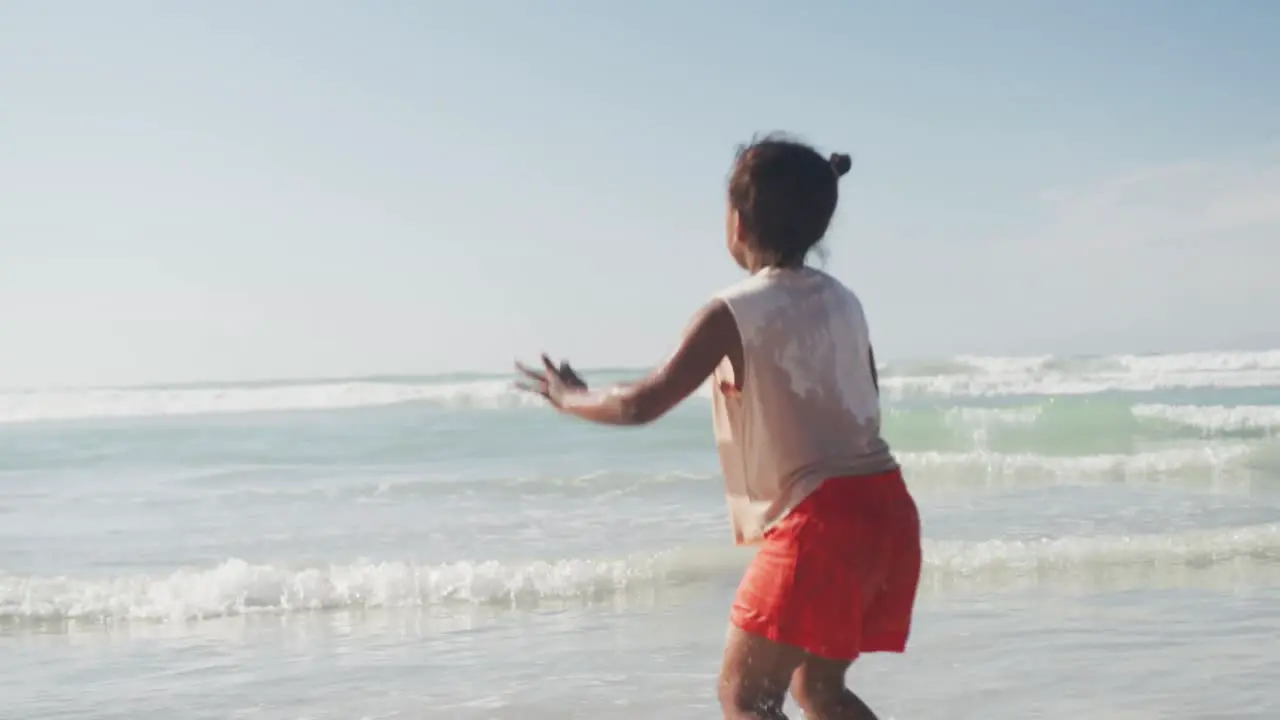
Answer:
[
  {"left": 3, "top": 350, "right": 1279, "bottom": 424},
  {"left": 7, "top": 524, "right": 1280, "bottom": 625}
]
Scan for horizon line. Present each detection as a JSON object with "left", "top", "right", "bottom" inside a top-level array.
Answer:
[{"left": 4, "top": 346, "right": 1280, "bottom": 395}]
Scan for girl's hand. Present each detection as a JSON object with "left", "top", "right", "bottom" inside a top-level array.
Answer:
[
  {"left": 514, "top": 354, "right": 587, "bottom": 408},
  {"left": 511, "top": 299, "right": 736, "bottom": 426}
]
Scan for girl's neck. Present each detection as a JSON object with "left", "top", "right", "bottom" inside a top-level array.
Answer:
[{"left": 749, "top": 261, "right": 807, "bottom": 275}]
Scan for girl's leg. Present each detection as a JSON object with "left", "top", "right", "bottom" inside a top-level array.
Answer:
[
  {"left": 791, "top": 657, "right": 879, "bottom": 720},
  {"left": 718, "top": 626, "right": 803, "bottom": 719},
  {"left": 718, "top": 626, "right": 879, "bottom": 720}
]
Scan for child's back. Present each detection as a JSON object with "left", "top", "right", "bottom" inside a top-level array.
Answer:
[{"left": 711, "top": 266, "right": 898, "bottom": 545}]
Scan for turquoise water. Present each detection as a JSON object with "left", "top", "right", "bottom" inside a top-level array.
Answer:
[{"left": 3, "top": 351, "right": 1280, "bottom": 718}]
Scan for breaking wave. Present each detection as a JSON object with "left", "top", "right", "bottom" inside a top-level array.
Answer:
[
  {"left": 6, "top": 524, "right": 1280, "bottom": 625},
  {"left": 3, "top": 349, "right": 1280, "bottom": 425}
]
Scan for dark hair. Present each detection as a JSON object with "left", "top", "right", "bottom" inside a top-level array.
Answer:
[{"left": 728, "top": 133, "right": 852, "bottom": 267}]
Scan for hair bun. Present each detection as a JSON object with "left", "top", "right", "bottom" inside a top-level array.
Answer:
[{"left": 829, "top": 153, "right": 852, "bottom": 177}]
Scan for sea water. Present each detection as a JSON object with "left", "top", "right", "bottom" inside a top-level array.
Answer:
[{"left": 3, "top": 351, "right": 1280, "bottom": 719}]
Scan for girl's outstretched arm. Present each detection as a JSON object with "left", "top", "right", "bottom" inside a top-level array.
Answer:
[{"left": 516, "top": 299, "right": 740, "bottom": 426}]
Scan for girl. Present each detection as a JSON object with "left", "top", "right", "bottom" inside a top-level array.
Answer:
[{"left": 516, "top": 134, "right": 921, "bottom": 720}]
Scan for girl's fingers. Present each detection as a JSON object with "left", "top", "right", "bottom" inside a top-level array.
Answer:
[
  {"left": 541, "top": 353, "right": 559, "bottom": 376},
  {"left": 515, "top": 361, "right": 547, "bottom": 382},
  {"left": 560, "top": 360, "right": 580, "bottom": 381}
]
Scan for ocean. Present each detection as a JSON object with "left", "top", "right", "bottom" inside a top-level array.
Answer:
[{"left": 3, "top": 350, "right": 1280, "bottom": 719}]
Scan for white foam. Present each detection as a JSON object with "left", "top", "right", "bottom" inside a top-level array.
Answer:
[
  {"left": 885, "top": 349, "right": 1280, "bottom": 398},
  {"left": 1132, "top": 404, "right": 1280, "bottom": 434},
  {"left": 3, "top": 349, "right": 1279, "bottom": 424},
  {"left": 0, "top": 380, "right": 544, "bottom": 424},
  {"left": 5, "top": 524, "right": 1280, "bottom": 624},
  {"left": 944, "top": 406, "right": 1043, "bottom": 426},
  {"left": 899, "top": 444, "right": 1259, "bottom": 480},
  {"left": 928, "top": 523, "right": 1280, "bottom": 574},
  {"left": 0, "top": 551, "right": 706, "bottom": 624},
  {"left": 1115, "top": 350, "right": 1280, "bottom": 374},
  {"left": 884, "top": 369, "right": 1280, "bottom": 397},
  {"left": 953, "top": 354, "right": 1055, "bottom": 375}
]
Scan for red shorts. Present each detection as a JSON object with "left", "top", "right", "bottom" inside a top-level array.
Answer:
[{"left": 730, "top": 468, "right": 922, "bottom": 661}]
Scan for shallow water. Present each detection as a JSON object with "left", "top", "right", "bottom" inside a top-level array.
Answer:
[{"left": 3, "top": 351, "right": 1280, "bottom": 718}]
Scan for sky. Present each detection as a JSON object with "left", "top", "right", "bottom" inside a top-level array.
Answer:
[{"left": 2, "top": 1, "right": 1279, "bottom": 388}]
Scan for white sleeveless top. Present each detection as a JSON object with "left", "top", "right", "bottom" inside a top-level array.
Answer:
[{"left": 710, "top": 267, "right": 897, "bottom": 545}]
